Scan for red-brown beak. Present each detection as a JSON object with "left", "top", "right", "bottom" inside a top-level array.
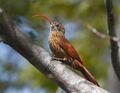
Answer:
[{"left": 32, "top": 14, "right": 53, "bottom": 25}]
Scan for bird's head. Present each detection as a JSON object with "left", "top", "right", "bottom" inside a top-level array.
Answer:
[{"left": 32, "top": 14, "right": 65, "bottom": 34}]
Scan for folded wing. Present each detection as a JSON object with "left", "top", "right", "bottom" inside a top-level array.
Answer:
[{"left": 59, "top": 35, "right": 83, "bottom": 65}]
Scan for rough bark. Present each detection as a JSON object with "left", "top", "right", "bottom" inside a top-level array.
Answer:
[{"left": 0, "top": 8, "right": 109, "bottom": 93}]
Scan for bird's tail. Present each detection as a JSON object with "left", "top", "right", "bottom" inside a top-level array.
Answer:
[{"left": 73, "top": 60, "right": 100, "bottom": 87}]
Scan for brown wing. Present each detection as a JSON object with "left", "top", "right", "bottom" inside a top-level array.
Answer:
[{"left": 59, "top": 35, "right": 83, "bottom": 65}]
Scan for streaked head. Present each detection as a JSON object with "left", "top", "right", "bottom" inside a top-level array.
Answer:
[{"left": 32, "top": 14, "right": 65, "bottom": 34}]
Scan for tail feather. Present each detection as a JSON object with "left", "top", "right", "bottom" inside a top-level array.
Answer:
[{"left": 73, "top": 60, "right": 100, "bottom": 87}]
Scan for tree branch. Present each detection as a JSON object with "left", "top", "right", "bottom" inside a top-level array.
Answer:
[
  {"left": 86, "top": 24, "right": 120, "bottom": 42},
  {"left": 0, "top": 8, "right": 109, "bottom": 93},
  {"left": 106, "top": 0, "right": 120, "bottom": 80}
]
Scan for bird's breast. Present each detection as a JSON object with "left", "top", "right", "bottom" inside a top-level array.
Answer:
[{"left": 48, "top": 31, "right": 65, "bottom": 58}]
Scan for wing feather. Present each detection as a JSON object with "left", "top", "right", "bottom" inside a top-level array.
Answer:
[{"left": 59, "top": 35, "right": 83, "bottom": 64}]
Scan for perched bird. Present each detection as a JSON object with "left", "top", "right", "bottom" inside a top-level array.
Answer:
[{"left": 33, "top": 14, "right": 100, "bottom": 86}]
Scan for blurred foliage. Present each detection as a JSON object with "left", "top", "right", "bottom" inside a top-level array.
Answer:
[
  {"left": 0, "top": 0, "right": 31, "bottom": 16},
  {"left": 19, "top": 64, "right": 57, "bottom": 92},
  {"left": 0, "top": 0, "right": 119, "bottom": 93}
]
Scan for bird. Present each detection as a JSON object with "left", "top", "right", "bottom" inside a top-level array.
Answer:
[{"left": 33, "top": 14, "right": 100, "bottom": 87}]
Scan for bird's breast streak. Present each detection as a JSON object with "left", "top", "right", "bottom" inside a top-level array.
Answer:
[{"left": 49, "top": 31, "right": 65, "bottom": 57}]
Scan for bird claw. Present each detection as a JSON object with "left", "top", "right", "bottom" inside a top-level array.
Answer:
[
  {"left": 51, "top": 57, "right": 63, "bottom": 61},
  {"left": 51, "top": 57, "right": 67, "bottom": 62}
]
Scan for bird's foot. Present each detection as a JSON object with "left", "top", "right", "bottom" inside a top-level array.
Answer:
[{"left": 51, "top": 57, "right": 67, "bottom": 62}]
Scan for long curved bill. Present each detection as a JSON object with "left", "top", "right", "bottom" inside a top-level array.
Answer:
[{"left": 32, "top": 14, "right": 53, "bottom": 25}]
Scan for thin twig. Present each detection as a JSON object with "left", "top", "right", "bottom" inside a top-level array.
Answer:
[{"left": 86, "top": 24, "right": 120, "bottom": 42}]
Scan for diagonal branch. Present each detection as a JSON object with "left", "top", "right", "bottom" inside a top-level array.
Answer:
[
  {"left": 0, "top": 8, "right": 109, "bottom": 93},
  {"left": 106, "top": 0, "right": 120, "bottom": 80},
  {"left": 86, "top": 24, "right": 120, "bottom": 42}
]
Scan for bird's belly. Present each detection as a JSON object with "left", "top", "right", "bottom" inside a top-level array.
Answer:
[
  {"left": 49, "top": 42, "right": 65, "bottom": 58},
  {"left": 49, "top": 36, "right": 65, "bottom": 58}
]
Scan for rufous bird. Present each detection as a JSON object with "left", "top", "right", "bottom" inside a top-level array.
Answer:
[{"left": 33, "top": 14, "right": 100, "bottom": 86}]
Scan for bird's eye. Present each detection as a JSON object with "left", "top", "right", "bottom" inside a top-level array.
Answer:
[{"left": 56, "top": 24, "right": 60, "bottom": 27}]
